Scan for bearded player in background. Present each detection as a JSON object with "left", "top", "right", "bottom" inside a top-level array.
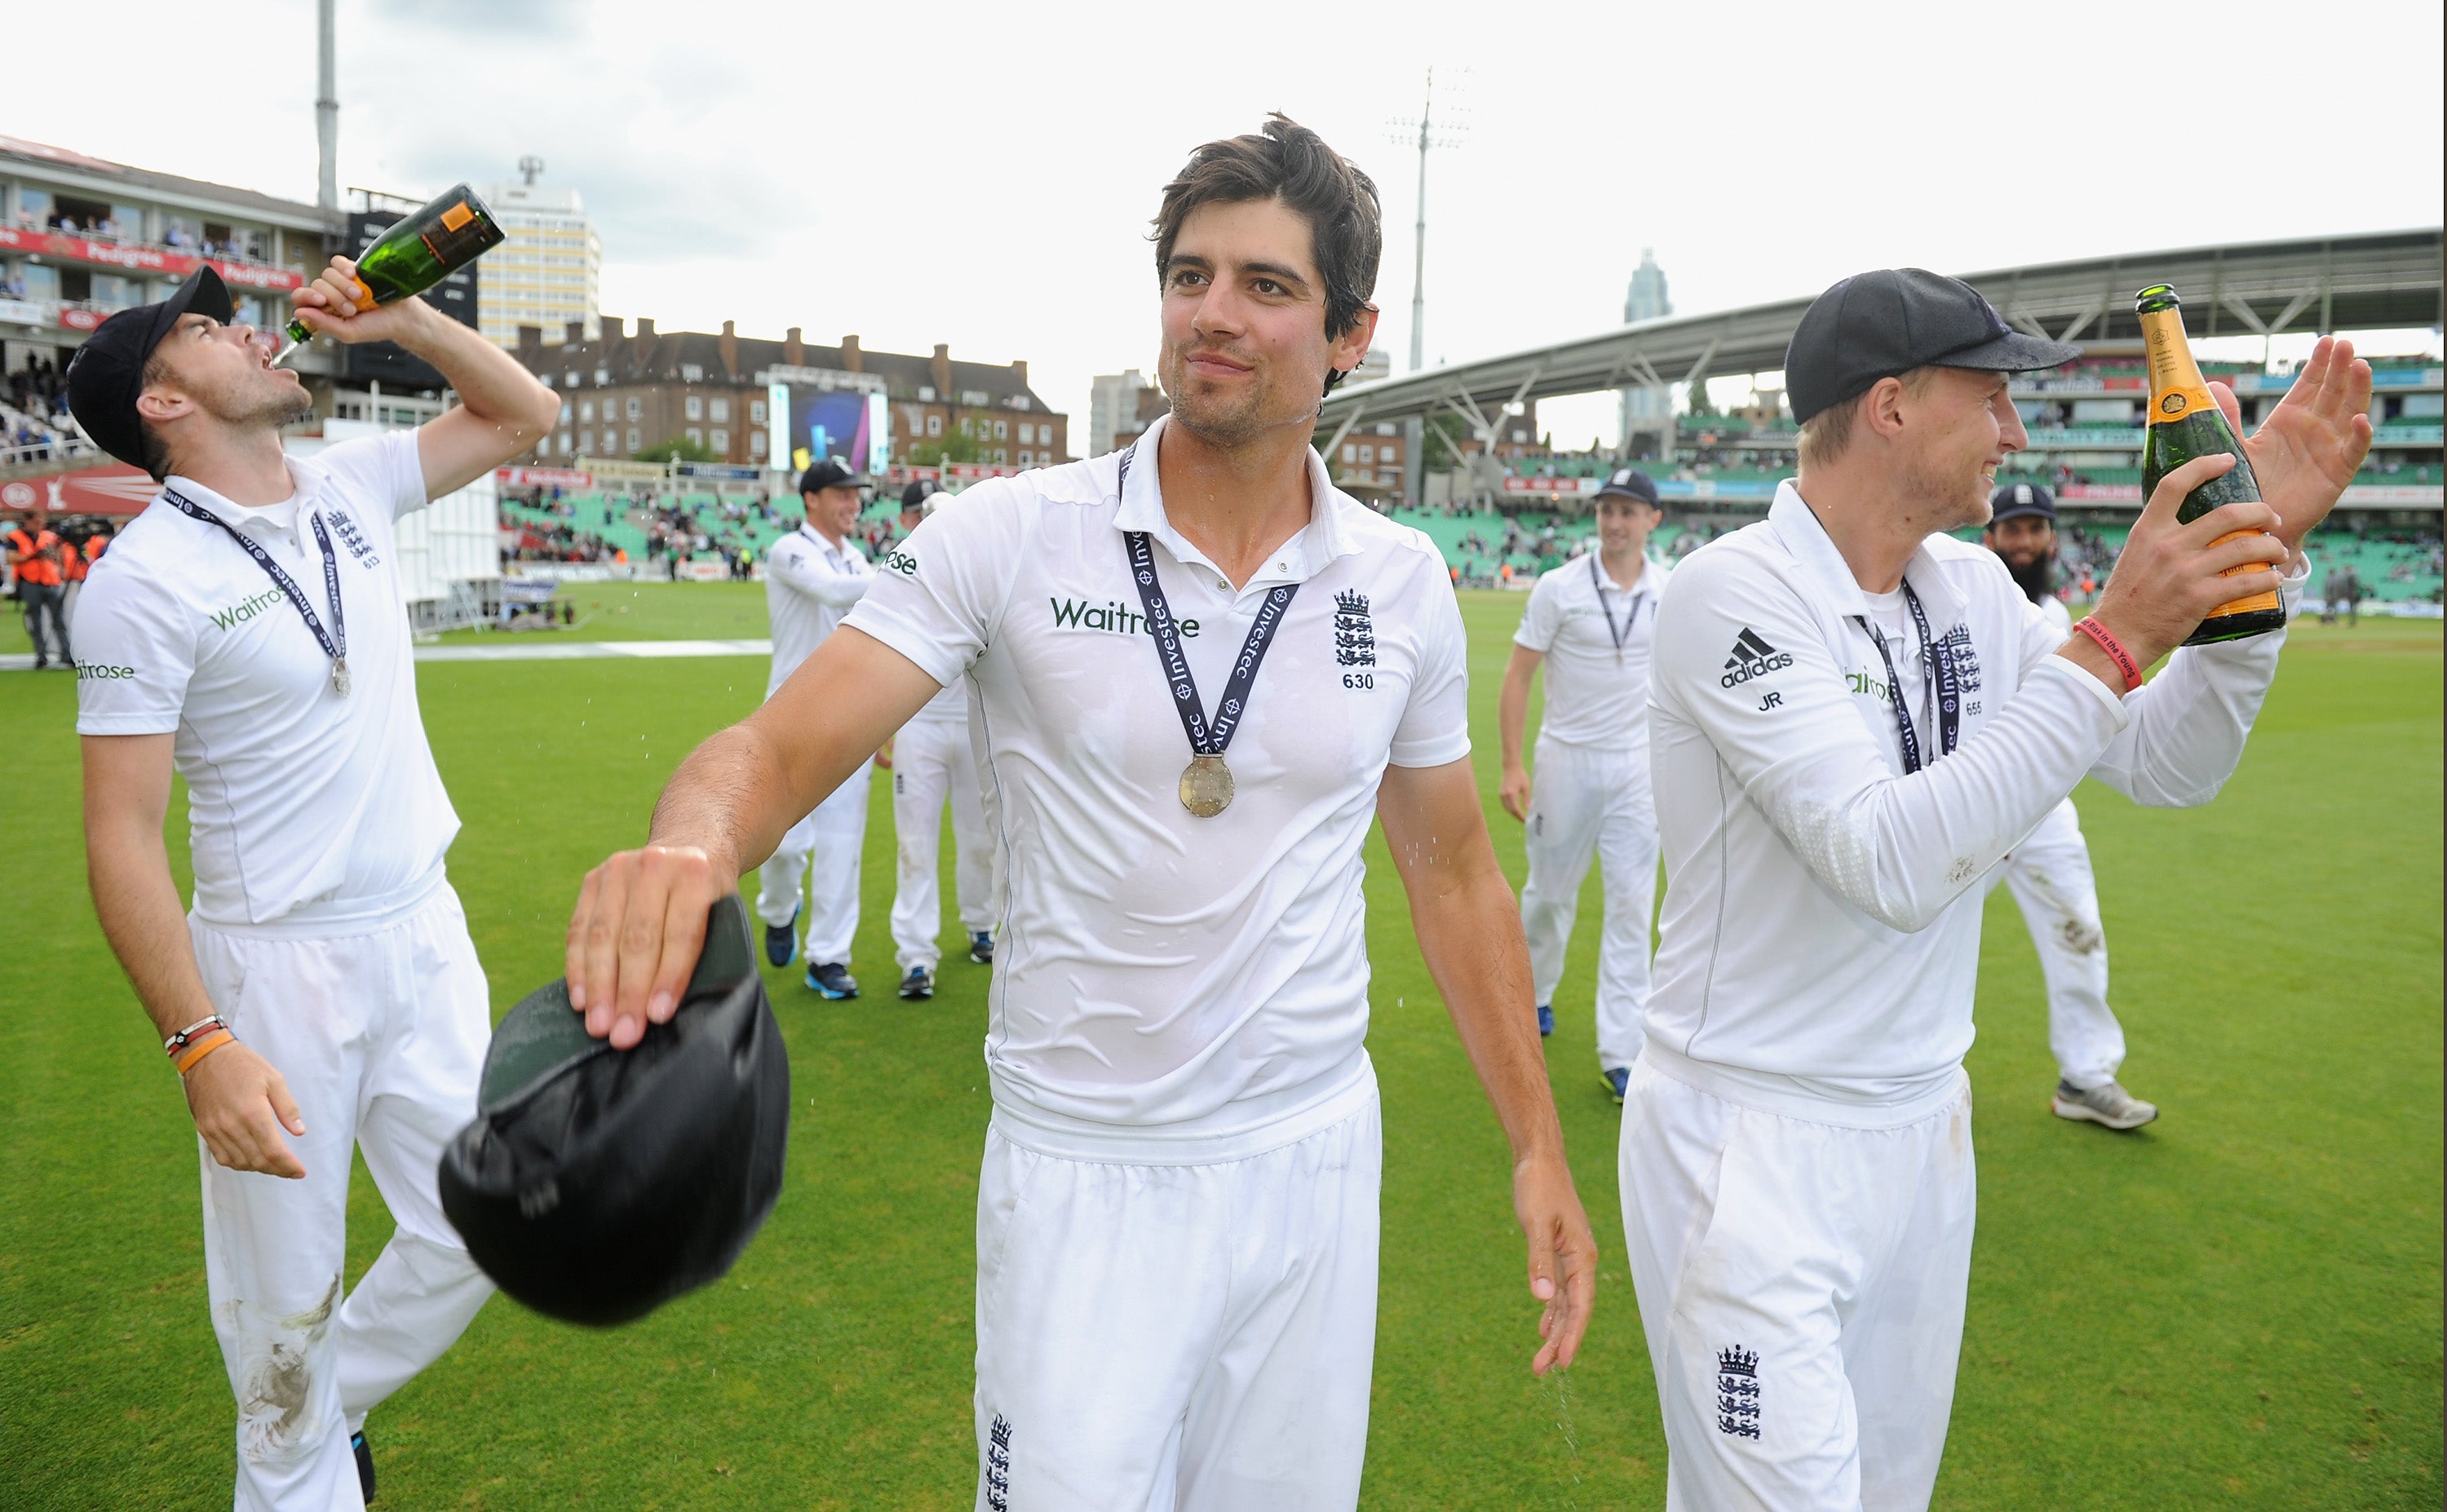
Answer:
[{"left": 1982, "top": 480, "right": 2157, "bottom": 1130}]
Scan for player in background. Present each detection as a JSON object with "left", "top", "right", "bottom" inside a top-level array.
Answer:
[
  {"left": 755, "top": 458, "right": 879, "bottom": 999},
  {"left": 1982, "top": 481, "right": 2157, "bottom": 1129},
  {"left": 560, "top": 117, "right": 1595, "bottom": 1510},
  {"left": 887, "top": 481, "right": 1001, "bottom": 1000},
  {"left": 1498, "top": 467, "right": 1672, "bottom": 1103},
  {"left": 71, "top": 261, "right": 560, "bottom": 1510}
]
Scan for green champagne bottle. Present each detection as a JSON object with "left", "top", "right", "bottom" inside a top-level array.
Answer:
[
  {"left": 2136, "top": 284, "right": 2285, "bottom": 644},
  {"left": 282, "top": 183, "right": 505, "bottom": 346}
]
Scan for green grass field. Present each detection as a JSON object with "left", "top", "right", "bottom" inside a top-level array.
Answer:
[{"left": 2, "top": 586, "right": 2437, "bottom": 1509}]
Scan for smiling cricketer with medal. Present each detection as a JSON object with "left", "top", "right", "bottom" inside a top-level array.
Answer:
[{"left": 564, "top": 115, "right": 1597, "bottom": 1508}]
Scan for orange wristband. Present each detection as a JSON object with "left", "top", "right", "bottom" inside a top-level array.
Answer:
[
  {"left": 2072, "top": 617, "right": 2144, "bottom": 693},
  {"left": 175, "top": 1028, "right": 236, "bottom": 1076}
]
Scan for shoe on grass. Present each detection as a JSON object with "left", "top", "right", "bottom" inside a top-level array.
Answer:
[
  {"left": 351, "top": 1430, "right": 376, "bottom": 1503},
  {"left": 899, "top": 966, "right": 935, "bottom": 1001},
  {"left": 805, "top": 962, "right": 858, "bottom": 1000},
  {"left": 969, "top": 930, "right": 994, "bottom": 966},
  {"left": 1536, "top": 1004, "right": 1554, "bottom": 1037},
  {"left": 764, "top": 906, "right": 800, "bottom": 968},
  {"left": 1604, "top": 1067, "right": 1630, "bottom": 1105},
  {"left": 2051, "top": 1078, "right": 2157, "bottom": 1130}
]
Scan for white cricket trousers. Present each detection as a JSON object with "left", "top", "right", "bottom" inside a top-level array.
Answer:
[
  {"left": 1619, "top": 1053, "right": 1975, "bottom": 1512},
  {"left": 890, "top": 715, "right": 999, "bottom": 971},
  {"left": 187, "top": 882, "right": 496, "bottom": 1512},
  {"left": 756, "top": 761, "right": 872, "bottom": 965},
  {"left": 973, "top": 1090, "right": 1383, "bottom": 1512},
  {"left": 1987, "top": 799, "right": 2126, "bottom": 1090},
  {"left": 1520, "top": 736, "right": 1659, "bottom": 1072}
]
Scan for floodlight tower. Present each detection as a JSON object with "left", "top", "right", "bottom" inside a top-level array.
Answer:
[
  {"left": 1390, "top": 67, "right": 1468, "bottom": 374},
  {"left": 1388, "top": 67, "right": 1467, "bottom": 506},
  {"left": 315, "top": 0, "right": 338, "bottom": 210}
]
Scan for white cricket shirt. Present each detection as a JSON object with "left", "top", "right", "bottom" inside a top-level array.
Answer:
[
  {"left": 1513, "top": 551, "right": 1670, "bottom": 749},
  {"left": 1644, "top": 481, "right": 2300, "bottom": 1124},
  {"left": 763, "top": 523, "right": 872, "bottom": 697},
  {"left": 73, "top": 431, "right": 459, "bottom": 932},
  {"left": 843, "top": 418, "right": 1470, "bottom": 1155}
]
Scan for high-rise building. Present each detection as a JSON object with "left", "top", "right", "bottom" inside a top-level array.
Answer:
[
  {"left": 1618, "top": 247, "right": 1674, "bottom": 457},
  {"left": 1089, "top": 369, "right": 1153, "bottom": 458},
  {"left": 475, "top": 167, "right": 600, "bottom": 350}
]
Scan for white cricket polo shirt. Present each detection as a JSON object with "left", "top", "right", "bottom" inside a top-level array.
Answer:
[
  {"left": 763, "top": 523, "right": 872, "bottom": 698},
  {"left": 1643, "top": 480, "right": 2301, "bottom": 1124},
  {"left": 843, "top": 417, "right": 1470, "bottom": 1155},
  {"left": 907, "top": 670, "right": 967, "bottom": 727},
  {"left": 73, "top": 431, "right": 458, "bottom": 932},
  {"left": 1513, "top": 550, "right": 1670, "bottom": 749}
]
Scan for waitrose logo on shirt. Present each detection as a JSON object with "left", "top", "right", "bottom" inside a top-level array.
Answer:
[
  {"left": 209, "top": 586, "right": 290, "bottom": 632},
  {"left": 1049, "top": 597, "right": 1200, "bottom": 639}
]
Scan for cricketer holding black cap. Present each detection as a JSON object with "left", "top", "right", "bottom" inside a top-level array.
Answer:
[
  {"left": 1617, "top": 267, "right": 2370, "bottom": 1505},
  {"left": 67, "top": 259, "right": 562, "bottom": 1510}
]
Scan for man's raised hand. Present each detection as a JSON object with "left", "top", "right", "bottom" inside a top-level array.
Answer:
[
  {"left": 2228, "top": 334, "right": 2374, "bottom": 553},
  {"left": 566, "top": 844, "right": 725, "bottom": 1049},
  {"left": 288, "top": 254, "right": 436, "bottom": 347}
]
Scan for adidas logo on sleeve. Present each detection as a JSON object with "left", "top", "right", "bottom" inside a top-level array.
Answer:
[{"left": 1720, "top": 627, "right": 1794, "bottom": 688}]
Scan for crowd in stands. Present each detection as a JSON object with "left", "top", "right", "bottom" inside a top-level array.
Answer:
[
  {"left": 4, "top": 357, "right": 75, "bottom": 459},
  {"left": 13, "top": 206, "right": 269, "bottom": 263}
]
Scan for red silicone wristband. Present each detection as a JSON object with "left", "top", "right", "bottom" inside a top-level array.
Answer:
[{"left": 2073, "top": 617, "right": 2143, "bottom": 693}]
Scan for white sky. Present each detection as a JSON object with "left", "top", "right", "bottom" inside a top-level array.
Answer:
[{"left": 7, "top": 0, "right": 2440, "bottom": 447}]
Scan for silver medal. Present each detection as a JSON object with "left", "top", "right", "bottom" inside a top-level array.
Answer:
[
  {"left": 332, "top": 659, "right": 352, "bottom": 698},
  {"left": 1179, "top": 754, "right": 1234, "bottom": 818}
]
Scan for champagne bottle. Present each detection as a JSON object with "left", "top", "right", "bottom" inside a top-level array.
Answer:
[
  {"left": 282, "top": 183, "right": 505, "bottom": 346},
  {"left": 2136, "top": 284, "right": 2286, "bottom": 644}
]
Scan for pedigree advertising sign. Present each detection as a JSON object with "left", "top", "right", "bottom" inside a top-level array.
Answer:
[{"left": 0, "top": 228, "right": 306, "bottom": 291}]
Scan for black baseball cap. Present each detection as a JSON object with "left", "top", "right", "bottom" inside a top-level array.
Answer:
[
  {"left": 900, "top": 479, "right": 936, "bottom": 511},
  {"left": 65, "top": 267, "right": 236, "bottom": 470},
  {"left": 1989, "top": 480, "right": 2056, "bottom": 522},
  {"left": 1785, "top": 268, "right": 2082, "bottom": 425},
  {"left": 1592, "top": 466, "right": 1660, "bottom": 506},
  {"left": 797, "top": 457, "right": 864, "bottom": 494}
]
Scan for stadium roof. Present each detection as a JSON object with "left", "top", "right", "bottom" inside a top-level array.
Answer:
[
  {"left": 0, "top": 134, "right": 334, "bottom": 232},
  {"left": 1320, "top": 228, "right": 2445, "bottom": 445}
]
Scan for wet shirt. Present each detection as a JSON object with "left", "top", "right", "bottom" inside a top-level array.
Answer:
[
  {"left": 72, "top": 432, "right": 458, "bottom": 929},
  {"left": 843, "top": 418, "right": 1469, "bottom": 1151}
]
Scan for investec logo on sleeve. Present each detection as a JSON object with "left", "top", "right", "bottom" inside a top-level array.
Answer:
[
  {"left": 1049, "top": 597, "right": 1200, "bottom": 639},
  {"left": 209, "top": 586, "right": 290, "bottom": 632}
]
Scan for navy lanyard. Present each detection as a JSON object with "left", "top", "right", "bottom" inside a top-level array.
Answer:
[
  {"left": 1587, "top": 552, "right": 1647, "bottom": 655},
  {"left": 1116, "top": 446, "right": 1299, "bottom": 759},
  {"left": 1853, "top": 581, "right": 1959, "bottom": 775},
  {"left": 166, "top": 489, "right": 350, "bottom": 695}
]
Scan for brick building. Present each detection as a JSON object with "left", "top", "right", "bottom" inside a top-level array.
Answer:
[{"left": 511, "top": 319, "right": 1068, "bottom": 470}]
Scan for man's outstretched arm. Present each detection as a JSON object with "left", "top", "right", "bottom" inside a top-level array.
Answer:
[
  {"left": 566, "top": 626, "right": 940, "bottom": 1047},
  {"left": 1378, "top": 756, "right": 1598, "bottom": 1376}
]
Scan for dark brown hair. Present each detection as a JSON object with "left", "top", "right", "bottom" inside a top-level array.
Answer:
[{"left": 1152, "top": 113, "right": 1382, "bottom": 394}]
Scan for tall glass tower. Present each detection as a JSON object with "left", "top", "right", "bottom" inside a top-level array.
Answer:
[{"left": 1618, "top": 249, "right": 1672, "bottom": 456}]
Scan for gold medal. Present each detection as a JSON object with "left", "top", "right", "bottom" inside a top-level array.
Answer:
[{"left": 1179, "top": 754, "right": 1234, "bottom": 817}]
